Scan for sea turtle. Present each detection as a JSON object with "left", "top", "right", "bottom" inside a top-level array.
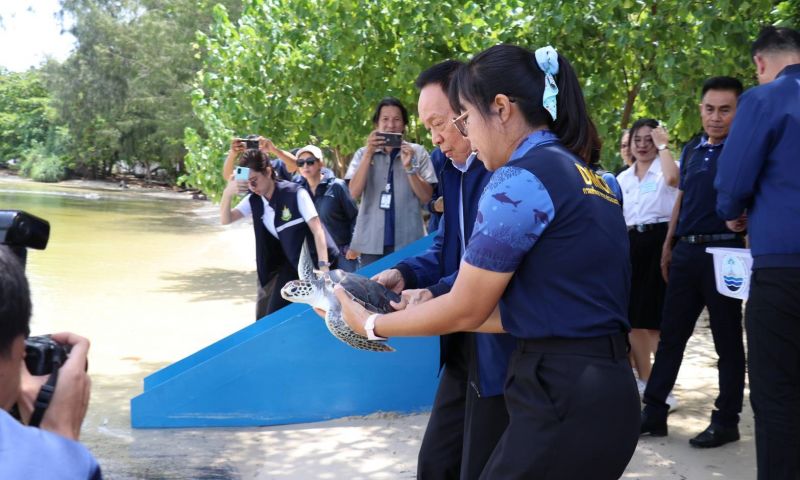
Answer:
[{"left": 280, "top": 242, "right": 399, "bottom": 352}]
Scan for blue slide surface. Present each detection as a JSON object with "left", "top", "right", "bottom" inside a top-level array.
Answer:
[{"left": 131, "top": 235, "right": 440, "bottom": 428}]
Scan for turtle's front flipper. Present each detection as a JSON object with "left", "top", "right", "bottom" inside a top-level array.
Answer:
[
  {"left": 297, "top": 240, "right": 315, "bottom": 281},
  {"left": 324, "top": 304, "right": 395, "bottom": 353}
]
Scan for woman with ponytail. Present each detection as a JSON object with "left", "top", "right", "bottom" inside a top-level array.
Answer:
[{"left": 335, "top": 44, "right": 639, "bottom": 478}]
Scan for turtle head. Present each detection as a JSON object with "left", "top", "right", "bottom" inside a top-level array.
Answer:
[{"left": 280, "top": 280, "right": 318, "bottom": 304}]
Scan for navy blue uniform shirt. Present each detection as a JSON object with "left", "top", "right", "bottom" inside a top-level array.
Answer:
[
  {"left": 394, "top": 152, "right": 516, "bottom": 396},
  {"left": 716, "top": 64, "right": 800, "bottom": 269},
  {"left": 464, "top": 131, "right": 630, "bottom": 339},
  {"left": 675, "top": 136, "right": 730, "bottom": 237},
  {"left": 298, "top": 174, "right": 358, "bottom": 248}
]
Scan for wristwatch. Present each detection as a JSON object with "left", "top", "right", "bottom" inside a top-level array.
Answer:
[
  {"left": 656, "top": 143, "right": 668, "bottom": 151},
  {"left": 317, "top": 260, "right": 331, "bottom": 269},
  {"left": 365, "top": 313, "right": 388, "bottom": 341}
]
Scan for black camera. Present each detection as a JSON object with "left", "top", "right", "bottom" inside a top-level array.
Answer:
[
  {"left": 240, "top": 134, "right": 260, "bottom": 150},
  {"left": 0, "top": 210, "right": 50, "bottom": 265},
  {"left": 25, "top": 335, "right": 70, "bottom": 376}
]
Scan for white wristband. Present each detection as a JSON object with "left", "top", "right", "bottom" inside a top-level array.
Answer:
[{"left": 365, "top": 313, "right": 387, "bottom": 341}]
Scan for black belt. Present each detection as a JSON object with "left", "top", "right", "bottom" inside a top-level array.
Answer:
[
  {"left": 679, "top": 233, "right": 742, "bottom": 244},
  {"left": 627, "top": 222, "right": 668, "bottom": 233},
  {"left": 517, "top": 333, "right": 629, "bottom": 360}
]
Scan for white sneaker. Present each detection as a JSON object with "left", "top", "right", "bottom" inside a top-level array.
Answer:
[{"left": 666, "top": 392, "right": 679, "bottom": 412}]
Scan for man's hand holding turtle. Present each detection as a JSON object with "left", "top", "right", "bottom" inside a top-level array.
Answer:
[
  {"left": 391, "top": 288, "right": 433, "bottom": 311},
  {"left": 372, "top": 269, "right": 405, "bottom": 294}
]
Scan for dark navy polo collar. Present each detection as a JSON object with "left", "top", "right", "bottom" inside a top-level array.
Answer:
[{"left": 695, "top": 135, "right": 727, "bottom": 150}]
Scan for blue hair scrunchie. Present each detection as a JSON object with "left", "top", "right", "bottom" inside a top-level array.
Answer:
[{"left": 534, "top": 45, "right": 559, "bottom": 121}]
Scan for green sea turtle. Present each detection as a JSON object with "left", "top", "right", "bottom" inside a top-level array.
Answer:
[{"left": 280, "top": 242, "right": 398, "bottom": 352}]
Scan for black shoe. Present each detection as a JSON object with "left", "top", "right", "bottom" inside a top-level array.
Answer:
[
  {"left": 640, "top": 409, "right": 668, "bottom": 437},
  {"left": 689, "top": 424, "right": 740, "bottom": 448}
]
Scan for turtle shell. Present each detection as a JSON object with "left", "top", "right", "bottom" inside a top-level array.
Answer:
[{"left": 328, "top": 269, "right": 401, "bottom": 314}]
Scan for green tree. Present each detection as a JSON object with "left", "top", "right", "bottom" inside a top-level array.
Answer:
[
  {"left": 185, "top": 0, "right": 783, "bottom": 201},
  {"left": 0, "top": 68, "right": 54, "bottom": 161},
  {"left": 47, "top": 0, "right": 242, "bottom": 180}
]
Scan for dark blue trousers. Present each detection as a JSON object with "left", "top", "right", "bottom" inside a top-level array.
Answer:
[
  {"left": 747, "top": 268, "right": 800, "bottom": 480},
  {"left": 643, "top": 241, "right": 746, "bottom": 426}
]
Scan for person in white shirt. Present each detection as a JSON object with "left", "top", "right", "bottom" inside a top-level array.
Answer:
[{"left": 616, "top": 118, "right": 679, "bottom": 400}]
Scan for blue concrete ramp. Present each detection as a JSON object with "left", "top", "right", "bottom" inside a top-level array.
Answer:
[{"left": 131, "top": 235, "right": 440, "bottom": 428}]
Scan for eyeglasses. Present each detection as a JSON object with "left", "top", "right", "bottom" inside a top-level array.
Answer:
[
  {"left": 451, "top": 110, "right": 470, "bottom": 137},
  {"left": 296, "top": 158, "right": 318, "bottom": 167}
]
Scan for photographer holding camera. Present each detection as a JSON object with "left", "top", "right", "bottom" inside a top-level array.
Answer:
[{"left": 0, "top": 245, "right": 101, "bottom": 479}]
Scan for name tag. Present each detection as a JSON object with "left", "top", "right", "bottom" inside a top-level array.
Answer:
[
  {"left": 640, "top": 181, "right": 657, "bottom": 194},
  {"left": 380, "top": 192, "right": 392, "bottom": 210}
]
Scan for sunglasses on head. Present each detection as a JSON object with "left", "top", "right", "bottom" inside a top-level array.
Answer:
[{"left": 296, "top": 157, "right": 318, "bottom": 167}]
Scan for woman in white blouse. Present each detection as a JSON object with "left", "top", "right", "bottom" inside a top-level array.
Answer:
[{"left": 616, "top": 118, "right": 679, "bottom": 400}]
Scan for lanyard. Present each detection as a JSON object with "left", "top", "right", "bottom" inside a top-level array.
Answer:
[{"left": 385, "top": 149, "right": 398, "bottom": 192}]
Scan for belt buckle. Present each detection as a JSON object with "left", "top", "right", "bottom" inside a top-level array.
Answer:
[
  {"left": 687, "top": 235, "right": 698, "bottom": 243},
  {"left": 636, "top": 224, "right": 646, "bottom": 233}
]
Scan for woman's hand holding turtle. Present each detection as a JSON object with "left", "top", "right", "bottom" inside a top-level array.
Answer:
[{"left": 333, "top": 285, "right": 370, "bottom": 336}]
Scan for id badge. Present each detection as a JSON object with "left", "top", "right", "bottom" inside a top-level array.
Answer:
[{"left": 380, "top": 192, "right": 392, "bottom": 210}]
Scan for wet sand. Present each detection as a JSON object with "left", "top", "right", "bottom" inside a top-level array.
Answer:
[{"left": 3, "top": 175, "right": 756, "bottom": 479}]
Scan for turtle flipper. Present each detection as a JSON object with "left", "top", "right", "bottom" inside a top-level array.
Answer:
[
  {"left": 298, "top": 240, "right": 315, "bottom": 280},
  {"left": 324, "top": 304, "right": 395, "bottom": 353}
]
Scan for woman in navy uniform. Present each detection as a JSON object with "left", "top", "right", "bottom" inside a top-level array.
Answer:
[
  {"left": 335, "top": 44, "right": 639, "bottom": 479},
  {"left": 220, "top": 148, "right": 338, "bottom": 319}
]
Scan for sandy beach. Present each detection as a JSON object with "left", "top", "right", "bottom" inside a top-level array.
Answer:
[{"left": 4, "top": 174, "right": 756, "bottom": 479}]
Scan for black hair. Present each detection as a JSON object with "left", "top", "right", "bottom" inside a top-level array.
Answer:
[
  {"left": 449, "top": 44, "right": 601, "bottom": 163},
  {"left": 628, "top": 118, "right": 659, "bottom": 162},
  {"left": 701, "top": 76, "right": 744, "bottom": 99},
  {"left": 0, "top": 246, "right": 31, "bottom": 356},
  {"left": 751, "top": 26, "right": 800, "bottom": 57},
  {"left": 415, "top": 60, "right": 463, "bottom": 92},
  {"left": 371, "top": 97, "right": 409, "bottom": 127},
  {"left": 239, "top": 149, "right": 277, "bottom": 180}
]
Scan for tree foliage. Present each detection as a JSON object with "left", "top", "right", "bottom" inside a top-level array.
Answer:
[
  {"left": 0, "top": 69, "right": 54, "bottom": 161},
  {"left": 185, "top": 0, "right": 791, "bottom": 201},
  {"left": 42, "top": 0, "right": 242, "bottom": 180}
]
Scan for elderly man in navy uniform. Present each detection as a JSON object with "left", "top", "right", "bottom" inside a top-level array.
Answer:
[
  {"left": 640, "top": 76, "right": 747, "bottom": 448},
  {"left": 373, "top": 60, "right": 516, "bottom": 480},
  {"left": 716, "top": 27, "right": 800, "bottom": 480}
]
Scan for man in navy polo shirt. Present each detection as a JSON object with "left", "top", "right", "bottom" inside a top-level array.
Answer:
[
  {"left": 716, "top": 27, "right": 800, "bottom": 479},
  {"left": 640, "top": 76, "right": 747, "bottom": 448}
]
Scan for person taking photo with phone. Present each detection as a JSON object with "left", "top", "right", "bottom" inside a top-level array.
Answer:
[
  {"left": 345, "top": 97, "right": 438, "bottom": 266},
  {"left": 220, "top": 148, "right": 339, "bottom": 320}
]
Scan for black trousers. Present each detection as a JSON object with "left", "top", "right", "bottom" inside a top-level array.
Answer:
[
  {"left": 255, "top": 263, "right": 297, "bottom": 320},
  {"left": 418, "top": 339, "right": 509, "bottom": 480},
  {"left": 643, "top": 242, "right": 746, "bottom": 426},
  {"left": 480, "top": 335, "right": 640, "bottom": 480},
  {"left": 747, "top": 268, "right": 800, "bottom": 480}
]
